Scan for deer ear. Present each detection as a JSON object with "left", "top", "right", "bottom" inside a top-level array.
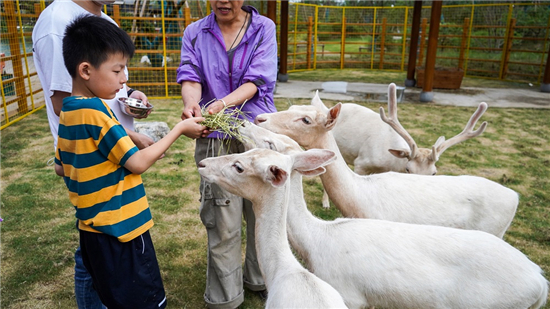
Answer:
[
  {"left": 311, "top": 91, "right": 329, "bottom": 111},
  {"left": 388, "top": 149, "right": 410, "bottom": 159},
  {"left": 292, "top": 149, "right": 336, "bottom": 173},
  {"left": 299, "top": 166, "right": 327, "bottom": 177},
  {"left": 266, "top": 165, "right": 288, "bottom": 187},
  {"left": 325, "top": 103, "right": 341, "bottom": 130}
]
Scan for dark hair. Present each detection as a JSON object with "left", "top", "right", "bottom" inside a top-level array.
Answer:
[{"left": 63, "top": 14, "right": 134, "bottom": 78}]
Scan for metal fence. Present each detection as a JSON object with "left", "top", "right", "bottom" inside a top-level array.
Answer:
[{"left": 1, "top": 0, "right": 549, "bottom": 129}]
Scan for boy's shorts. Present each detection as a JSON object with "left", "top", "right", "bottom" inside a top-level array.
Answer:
[{"left": 79, "top": 230, "right": 167, "bottom": 309}]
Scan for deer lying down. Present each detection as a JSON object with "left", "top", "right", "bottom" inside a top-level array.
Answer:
[
  {"left": 254, "top": 97, "right": 518, "bottom": 238},
  {"left": 314, "top": 84, "right": 488, "bottom": 208},
  {"left": 203, "top": 133, "right": 549, "bottom": 309},
  {"left": 379, "top": 83, "right": 488, "bottom": 175},
  {"left": 198, "top": 148, "right": 347, "bottom": 309}
]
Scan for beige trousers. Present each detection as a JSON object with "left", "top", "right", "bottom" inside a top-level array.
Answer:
[{"left": 194, "top": 138, "right": 265, "bottom": 309}]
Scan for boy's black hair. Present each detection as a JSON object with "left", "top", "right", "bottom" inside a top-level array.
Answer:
[{"left": 63, "top": 14, "right": 135, "bottom": 78}]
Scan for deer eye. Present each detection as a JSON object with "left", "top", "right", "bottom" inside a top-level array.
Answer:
[
  {"left": 265, "top": 141, "right": 276, "bottom": 151},
  {"left": 232, "top": 163, "right": 244, "bottom": 173},
  {"left": 302, "top": 117, "right": 312, "bottom": 124}
]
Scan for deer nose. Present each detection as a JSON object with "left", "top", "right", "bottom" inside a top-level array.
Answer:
[{"left": 198, "top": 161, "right": 206, "bottom": 168}]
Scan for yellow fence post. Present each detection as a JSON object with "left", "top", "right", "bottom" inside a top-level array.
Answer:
[
  {"left": 370, "top": 7, "right": 377, "bottom": 70},
  {"left": 313, "top": 5, "right": 318, "bottom": 70},
  {"left": 340, "top": 13, "right": 346, "bottom": 69},
  {"left": 379, "top": 17, "right": 387, "bottom": 70},
  {"left": 161, "top": 0, "right": 169, "bottom": 97},
  {"left": 400, "top": 6, "right": 409, "bottom": 71},
  {"left": 307, "top": 16, "right": 313, "bottom": 69},
  {"left": 17, "top": 0, "right": 35, "bottom": 111},
  {"left": 4, "top": 0, "right": 27, "bottom": 114}
]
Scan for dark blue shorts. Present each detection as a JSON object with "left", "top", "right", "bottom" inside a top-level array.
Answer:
[{"left": 79, "top": 230, "right": 167, "bottom": 309}]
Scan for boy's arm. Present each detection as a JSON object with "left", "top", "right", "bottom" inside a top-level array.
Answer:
[{"left": 124, "top": 117, "right": 206, "bottom": 174}]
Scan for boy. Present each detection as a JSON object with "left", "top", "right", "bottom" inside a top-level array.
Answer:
[{"left": 55, "top": 15, "right": 207, "bottom": 309}]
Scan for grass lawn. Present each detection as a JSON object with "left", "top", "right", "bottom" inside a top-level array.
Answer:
[{"left": 1, "top": 74, "right": 549, "bottom": 308}]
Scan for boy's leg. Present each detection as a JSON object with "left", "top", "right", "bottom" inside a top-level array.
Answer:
[
  {"left": 74, "top": 246, "right": 106, "bottom": 309},
  {"left": 80, "top": 230, "right": 167, "bottom": 309},
  {"left": 195, "top": 138, "right": 249, "bottom": 309}
]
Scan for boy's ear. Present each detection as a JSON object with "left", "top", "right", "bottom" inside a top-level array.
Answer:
[{"left": 77, "top": 62, "right": 92, "bottom": 81}]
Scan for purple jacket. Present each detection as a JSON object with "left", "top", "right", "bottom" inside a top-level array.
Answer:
[{"left": 176, "top": 6, "right": 277, "bottom": 138}]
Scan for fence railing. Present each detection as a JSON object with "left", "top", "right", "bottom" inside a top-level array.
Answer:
[{"left": 1, "top": 0, "right": 549, "bottom": 129}]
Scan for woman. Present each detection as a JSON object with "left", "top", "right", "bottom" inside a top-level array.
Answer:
[{"left": 176, "top": 1, "right": 277, "bottom": 308}]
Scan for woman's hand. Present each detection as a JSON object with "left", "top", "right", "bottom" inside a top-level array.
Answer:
[{"left": 206, "top": 100, "right": 227, "bottom": 115}]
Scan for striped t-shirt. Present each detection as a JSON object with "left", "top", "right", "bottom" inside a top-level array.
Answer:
[{"left": 55, "top": 96, "right": 153, "bottom": 242}]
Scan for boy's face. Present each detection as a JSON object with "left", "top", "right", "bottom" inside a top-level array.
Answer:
[{"left": 87, "top": 53, "right": 128, "bottom": 100}]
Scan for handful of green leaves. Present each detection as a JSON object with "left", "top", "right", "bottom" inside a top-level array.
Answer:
[{"left": 200, "top": 102, "right": 250, "bottom": 143}]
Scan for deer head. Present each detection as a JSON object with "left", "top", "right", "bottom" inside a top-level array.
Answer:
[{"left": 379, "top": 83, "right": 488, "bottom": 175}]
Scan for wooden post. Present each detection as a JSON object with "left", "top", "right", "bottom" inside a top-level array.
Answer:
[
  {"left": 458, "top": 17, "right": 469, "bottom": 70},
  {"left": 405, "top": 0, "right": 423, "bottom": 86},
  {"left": 417, "top": 18, "right": 428, "bottom": 67},
  {"left": 4, "top": 1, "right": 27, "bottom": 113},
  {"left": 307, "top": 16, "right": 313, "bottom": 69},
  {"left": 279, "top": 0, "right": 289, "bottom": 82},
  {"left": 420, "top": 0, "right": 443, "bottom": 101},
  {"left": 267, "top": 0, "right": 277, "bottom": 24},
  {"left": 501, "top": 18, "right": 516, "bottom": 80},
  {"left": 541, "top": 42, "right": 550, "bottom": 92},
  {"left": 379, "top": 17, "right": 387, "bottom": 70}
]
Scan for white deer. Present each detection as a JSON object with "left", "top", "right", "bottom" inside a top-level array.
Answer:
[
  {"left": 379, "top": 83, "right": 488, "bottom": 175},
  {"left": 198, "top": 148, "right": 348, "bottom": 309},
  {"left": 254, "top": 97, "right": 517, "bottom": 238},
  {"left": 313, "top": 83, "right": 487, "bottom": 207},
  {"left": 204, "top": 130, "right": 549, "bottom": 309}
]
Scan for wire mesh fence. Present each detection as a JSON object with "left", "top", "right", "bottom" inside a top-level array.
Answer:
[{"left": 1, "top": 0, "right": 549, "bottom": 129}]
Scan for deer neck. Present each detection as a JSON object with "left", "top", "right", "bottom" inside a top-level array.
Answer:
[
  {"left": 254, "top": 182, "right": 304, "bottom": 288},
  {"left": 286, "top": 172, "right": 323, "bottom": 267},
  {"left": 318, "top": 131, "right": 367, "bottom": 218}
]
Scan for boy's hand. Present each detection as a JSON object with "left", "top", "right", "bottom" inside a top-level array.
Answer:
[{"left": 178, "top": 117, "right": 207, "bottom": 139}]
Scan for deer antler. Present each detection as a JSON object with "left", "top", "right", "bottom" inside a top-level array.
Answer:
[
  {"left": 432, "top": 102, "right": 488, "bottom": 161},
  {"left": 379, "top": 83, "right": 417, "bottom": 159}
]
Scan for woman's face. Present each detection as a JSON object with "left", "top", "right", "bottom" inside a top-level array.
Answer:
[{"left": 210, "top": 0, "right": 245, "bottom": 22}]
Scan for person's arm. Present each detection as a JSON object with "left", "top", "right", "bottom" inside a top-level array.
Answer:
[
  {"left": 124, "top": 117, "right": 206, "bottom": 174},
  {"left": 180, "top": 81, "right": 203, "bottom": 120},
  {"left": 126, "top": 129, "right": 155, "bottom": 149},
  {"left": 55, "top": 163, "right": 64, "bottom": 176},
  {"left": 206, "top": 82, "right": 258, "bottom": 115},
  {"left": 51, "top": 91, "right": 70, "bottom": 116}
]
